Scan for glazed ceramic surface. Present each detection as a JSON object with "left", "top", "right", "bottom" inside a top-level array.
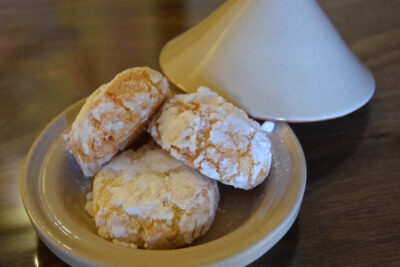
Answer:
[
  {"left": 21, "top": 99, "right": 306, "bottom": 267},
  {"left": 160, "top": 0, "right": 375, "bottom": 122}
]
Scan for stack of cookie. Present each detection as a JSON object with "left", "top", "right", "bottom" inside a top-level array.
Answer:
[{"left": 67, "top": 67, "right": 272, "bottom": 249}]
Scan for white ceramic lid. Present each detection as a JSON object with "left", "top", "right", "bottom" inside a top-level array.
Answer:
[{"left": 160, "top": 0, "right": 375, "bottom": 122}]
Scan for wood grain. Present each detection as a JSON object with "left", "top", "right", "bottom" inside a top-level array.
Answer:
[{"left": 0, "top": 0, "right": 399, "bottom": 266}]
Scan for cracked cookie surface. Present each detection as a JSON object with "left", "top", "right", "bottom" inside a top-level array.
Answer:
[
  {"left": 149, "top": 87, "right": 272, "bottom": 190},
  {"left": 68, "top": 67, "right": 170, "bottom": 176},
  {"left": 92, "top": 143, "right": 219, "bottom": 249}
]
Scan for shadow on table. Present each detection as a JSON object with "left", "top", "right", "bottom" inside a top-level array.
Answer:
[
  {"left": 36, "top": 237, "right": 68, "bottom": 267},
  {"left": 249, "top": 218, "right": 301, "bottom": 266},
  {"left": 290, "top": 103, "right": 371, "bottom": 191}
]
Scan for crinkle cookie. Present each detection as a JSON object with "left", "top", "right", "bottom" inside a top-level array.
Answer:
[
  {"left": 149, "top": 87, "right": 272, "bottom": 190},
  {"left": 92, "top": 143, "right": 219, "bottom": 249},
  {"left": 68, "top": 67, "right": 170, "bottom": 176}
]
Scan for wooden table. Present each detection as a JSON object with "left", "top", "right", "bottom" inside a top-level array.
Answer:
[{"left": 0, "top": 0, "right": 399, "bottom": 266}]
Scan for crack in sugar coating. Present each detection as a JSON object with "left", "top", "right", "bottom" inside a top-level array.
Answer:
[
  {"left": 95, "top": 178, "right": 187, "bottom": 249},
  {"left": 92, "top": 143, "right": 219, "bottom": 249},
  {"left": 68, "top": 67, "right": 170, "bottom": 176},
  {"left": 149, "top": 87, "right": 272, "bottom": 190}
]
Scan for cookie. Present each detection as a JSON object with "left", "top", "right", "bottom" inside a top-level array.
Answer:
[
  {"left": 92, "top": 143, "right": 219, "bottom": 249},
  {"left": 68, "top": 67, "right": 170, "bottom": 176},
  {"left": 149, "top": 87, "right": 272, "bottom": 190}
]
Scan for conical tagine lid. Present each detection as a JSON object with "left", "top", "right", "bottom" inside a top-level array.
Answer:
[{"left": 160, "top": 0, "right": 375, "bottom": 122}]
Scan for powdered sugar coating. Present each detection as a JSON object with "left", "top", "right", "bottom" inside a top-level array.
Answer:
[
  {"left": 149, "top": 87, "right": 272, "bottom": 190},
  {"left": 68, "top": 67, "right": 170, "bottom": 176},
  {"left": 93, "top": 143, "right": 219, "bottom": 249}
]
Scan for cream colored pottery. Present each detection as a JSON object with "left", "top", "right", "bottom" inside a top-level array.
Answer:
[
  {"left": 160, "top": 0, "right": 375, "bottom": 122},
  {"left": 20, "top": 99, "right": 306, "bottom": 266}
]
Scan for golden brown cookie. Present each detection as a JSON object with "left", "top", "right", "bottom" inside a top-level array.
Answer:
[
  {"left": 92, "top": 143, "right": 219, "bottom": 249},
  {"left": 149, "top": 87, "right": 272, "bottom": 190},
  {"left": 68, "top": 67, "right": 170, "bottom": 176}
]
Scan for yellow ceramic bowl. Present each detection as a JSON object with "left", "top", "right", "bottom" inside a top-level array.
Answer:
[{"left": 21, "top": 99, "right": 306, "bottom": 267}]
